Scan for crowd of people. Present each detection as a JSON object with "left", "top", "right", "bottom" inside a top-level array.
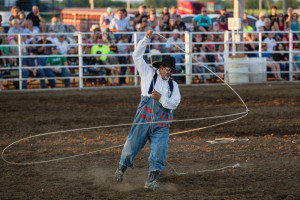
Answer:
[{"left": 0, "top": 5, "right": 300, "bottom": 90}]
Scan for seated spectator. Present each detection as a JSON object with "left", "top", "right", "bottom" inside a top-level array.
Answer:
[
  {"left": 148, "top": 12, "right": 158, "bottom": 30},
  {"left": 269, "top": 6, "right": 278, "bottom": 27},
  {"left": 273, "top": 43, "right": 289, "bottom": 79},
  {"left": 292, "top": 44, "right": 300, "bottom": 80},
  {"left": 169, "top": 18, "right": 177, "bottom": 31},
  {"left": 203, "top": 35, "right": 217, "bottom": 72},
  {"left": 8, "top": 19, "right": 24, "bottom": 35},
  {"left": 175, "top": 15, "right": 187, "bottom": 31},
  {"left": 257, "top": 43, "right": 282, "bottom": 80},
  {"left": 67, "top": 47, "right": 79, "bottom": 73},
  {"left": 88, "top": 52, "right": 104, "bottom": 86},
  {"left": 193, "top": 47, "right": 208, "bottom": 83},
  {"left": 18, "top": 11, "right": 27, "bottom": 28},
  {"left": 162, "top": 14, "right": 171, "bottom": 31},
  {"left": 273, "top": 13, "right": 286, "bottom": 40},
  {"left": 47, "top": 30, "right": 59, "bottom": 44},
  {"left": 45, "top": 46, "right": 71, "bottom": 88},
  {"left": 136, "top": 16, "right": 152, "bottom": 43},
  {"left": 48, "top": 15, "right": 66, "bottom": 33},
  {"left": 165, "top": 30, "right": 184, "bottom": 53},
  {"left": 192, "top": 33, "right": 203, "bottom": 50},
  {"left": 218, "top": 17, "right": 228, "bottom": 31},
  {"left": 26, "top": 5, "right": 45, "bottom": 32},
  {"left": 0, "top": 37, "right": 16, "bottom": 67},
  {"left": 117, "top": 34, "right": 131, "bottom": 85},
  {"left": 243, "top": 12, "right": 251, "bottom": 26},
  {"left": 82, "top": 37, "right": 92, "bottom": 68},
  {"left": 109, "top": 9, "right": 131, "bottom": 40},
  {"left": 282, "top": 31, "right": 296, "bottom": 49},
  {"left": 260, "top": 18, "right": 275, "bottom": 41},
  {"left": 24, "top": 19, "right": 40, "bottom": 44},
  {"left": 106, "top": 51, "right": 120, "bottom": 85},
  {"left": 133, "top": 6, "right": 148, "bottom": 29},
  {"left": 256, "top": 11, "right": 267, "bottom": 31},
  {"left": 0, "top": 14, "right": 2, "bottom": 27},
  {"left": 55, "top": 35, "right": 69, "bottom": 55},
  {"left": 171, "top": 45, "right": 185, "bottom": 83},
  {"left": 151, "top": 34, "right": 162, "bottom": 52},
  {"left": 170, "top": 6, "right": 178, "bottom": 20},
  {"left": 99, "top": 7, "right": 114, "bottom": 33},
  {"left": 214, "top": 44, "right": 225, "bottom": 72},
  {"left": 89, "top": 24, "right": 102, "bottom": 44},
  {"left": 154, "top": 19, "right": 165, "bottom": 32},
  {"left": 285, "top": 7, "right": 293, "bottom": 24},
  {"left": 90, "top": 37, "right": 110, "bottom": 63},
  {"left": 17, "top": 48, "right": 46, "bottom": 89},
  {"left": 203, "top": 34, "right": 216, "bottom": 52},
  {"left": 9, "top": 6, "right": 19, "bottom": 27},
  {"left": 193, "top": 8, "right": 212, "bottom": 32},
  {"left": 37, "top": 34, "right": 52, "bottom": 66},
  {"left": 288, "top": 13, "right": 300, "bottom": 40},
  {"left": 159, "top": 6, "right": 170, "bottom": 21},
  {"left": 264, "top": 32, "right": 277, "bottom": 52}
]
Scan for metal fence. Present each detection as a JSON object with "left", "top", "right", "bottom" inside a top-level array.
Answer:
[{"left": 0, "top": 30, "right": 299, "bottom": 91}]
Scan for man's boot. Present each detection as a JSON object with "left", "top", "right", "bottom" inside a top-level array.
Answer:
[
  {"left": 144, "top": 170, "right": 163, "bottom": 190},
  {"left": 114, "top": 164, "right": 127, "bottom": 182}
]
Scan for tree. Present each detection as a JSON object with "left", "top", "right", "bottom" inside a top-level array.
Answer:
[
  {"left": 274, "top": 0, "right": 299, "bottom": 9},
  {"left": 16, "top": 0, "right": 41, "bottom": 11}
]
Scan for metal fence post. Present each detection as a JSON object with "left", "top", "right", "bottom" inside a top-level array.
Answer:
[
  {"left": 134, "top": 32, "right": 138, "bottom": 86},
  {"left": 289, "top": 31, "right": 293, "bottom": 82},
  {"left": 184, "top": 31, "right": 192, "bottom": 85},
  {"left": 18, "top": 34, "right": 22, "bottom": 90},
  {"left": 78, "top": 32, "right": 83, "bottom": 89},
  {"left": 258, "top": 32, "right": 262, "bottom": 58},
  {"left": 224, "top": 31, "right": 230, "bottom": 83}
]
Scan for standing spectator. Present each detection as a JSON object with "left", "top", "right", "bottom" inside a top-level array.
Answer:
[
  {"left": 148, "top": 12, "right": 158, "bottom": 30},
  {"left": 285, "top": 7, "right": 293, "bottom": 24},
  {"left": 273, "top": 43, "right": 289, "bottom": 79},
  {"left": 109, "top": 9, "right": 131, "bottom": 40},
  {"left": 193, "top": 8, "right": 212, "bottom": 32},
  {"left": 256, "top": 11, "right": 267, "bottom": 31},
  {"left": 133, "top": 6, "right": 148, "bottom": 29},
  {"left": 9, "top": 6, "right": 19, "bottom": 27},
  {"left": 26, "top": 5, "right": 46, "bottom": 32},
  {"left": 170, "top": 6, "right": 178, "bottom": 20},
  {"left": 269, "top": 6, "right": 278, "bottom": 26},
  {"left": 55, "top": 35, "right": 69, "bottom": 55},
  {"left": 100, "top": 7, "right": 114, "bottom": 33},
  {"left": 8, "top": 19, "right": 24, "bottom": 35},
  {"left": 48, "top": 15, "right": 66, "bottom": 33},
  {"left": 45, "top": 46, "right": 71, "bottom": 88},
  {"left": 18, "top": 48, "right": 46, "bottom": 89},
  {"left": 288, "top": 13, "right": 300, "bottom": 40},
  {"left": 165, "top": 30, "right": 184, "bottom": 53},
  {"left": 175, "top": 15, "right": 187, "bottom": 31},
  {"left": 37, "top": 34, "right": 52, "bottom": 66}
]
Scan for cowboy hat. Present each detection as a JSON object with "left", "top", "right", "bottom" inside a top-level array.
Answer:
[{"left": 153, "top": 56, "right": 176, "bottom": 71}]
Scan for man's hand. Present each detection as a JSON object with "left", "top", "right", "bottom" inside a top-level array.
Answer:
[
  {"left": 145, "top": 30, "right": 153, "bottom": 38},
  {"left": 152, "top": 90, "right": 161, "bottom": 101}
]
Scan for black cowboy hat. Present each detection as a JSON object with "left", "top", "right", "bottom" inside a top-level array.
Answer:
[{"left": 153, "top": 56, "right": 177, "bottom": 71}]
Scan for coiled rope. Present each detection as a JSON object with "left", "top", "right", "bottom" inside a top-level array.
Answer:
[{"left": 2, "top": 31, "right": 249, "bottom": 175}]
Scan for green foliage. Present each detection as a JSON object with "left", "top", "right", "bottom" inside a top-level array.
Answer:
[
  {"left": 145, "top": 0, "right": 177, "bottom": 8},
  {"left": 274, "top": 0, "right": 300, "bottom": 9},
  {"left": 16, "top": 0, "right": 41, "bottom": 11}
]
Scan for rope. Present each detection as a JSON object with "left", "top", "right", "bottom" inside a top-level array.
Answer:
[{"left": 2, "top": 33, "right": 249, "bottom": 171}]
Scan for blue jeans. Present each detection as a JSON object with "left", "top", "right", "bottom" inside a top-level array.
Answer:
[
  {"left": 22, "top": 69, "right": 46, "bottom": 88},
  {"left": 87, "top": 67, "right": 103, "bottom": 84},
  {"left": 120, "top": 96, "right": 173, "bottom": 172},
  {"left": 44, "top": 68, "right": 71, "bottom": 88}
]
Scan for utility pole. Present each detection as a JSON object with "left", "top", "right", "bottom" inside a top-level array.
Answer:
[
  {"left": 283, "top": 0, "right": 286, "bottom": 15},
  {"left": 89, "top": 0, "right": 94, "bottom": 10},
  {"left": 233, "top": 0, "right": 244, "bottom": 52},
  {"left": 127, "top": 0, "right": 130, "bottom": 11},
  {"left": 259, "top": 0, "right": 262, "bottom": 12}
]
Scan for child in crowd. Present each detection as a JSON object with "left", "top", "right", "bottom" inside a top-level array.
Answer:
[
  {"left": 106, "top": 51, "right": 120, "bottom": 85},
  {"left": 151, "top": 34, "right": 162, "bottom": 52},
  {"left": 67, "top": 47, "right": 79, "bottom": 73}
]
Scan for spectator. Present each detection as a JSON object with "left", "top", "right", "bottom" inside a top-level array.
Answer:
[
  {"left": 243, "top": 19, "right": 254, "bottom": 41},
  {"left": 288, "top": 13, "right": 300, "bottom": 40},
  {"left": 269, "top": 6, "right": 278, "bottom": 27},
  {"left": 18, "top": 48, "right": 46, "bottom": 89},
  {"left": 263, "top": 32, "right": 277, "bottom": 52},
  {"left": 45, "top": 46, "right": 71, "bottom": 88},
  {"left": 0, "top": 37, "right": 16, "bottom": 67},
  {"left": 133, "top": 6, "right": 148, "bottom": 29},
  {"left": 100, "top": 7, "right": 114, "bottom": 33},
  {"left": 37, "top": 34, "right": 52, "bottom": 66},
  {"left": 165, "top": 30, "right": 184, "bottom": 53},
  {"left": 159, "top": 6, "right": 170, "bottom": 21},
  {"left": 256, "top": 11, "right": 267, "bottom": 31},
  {"left": 260, "top": 18, "right": 275, "bottom": 41},
  {"left": 193, "top": 47, "right": 209, "bottom": 83},
  {"left": 9, "top": 6, "right": 19, "bottom": 27},
  {"left": 26, "top": 5, "right": 45, "bottom": 32},
  {"left": 24, "top": 19, "right": 40, "bottom": 35},
  {"left": 48, "top": 15, "right": 66, "bottom": 33},
  {"left": 117, "top": 34, "right": 131, "bottom": 85},
  {"left": 218, "top": 17, "right": 228, "bottom": 31},
  {"left": 203, "top": 35, "right": 217, "bottom": 71},
  {"left": 82, "top": 37, "right": 92, "bottom": 68},
  {"left": 214, "top": 44, "right": 225, "bottom": 72},
  {"left": 0, "top": 14, "right": 2, "bottom": 27},
  {"left": 257, "top": 43, "right": 282, "bottom": 80},
  {"left": 88, "top": 51, "right": 106, "bottom": 86},
  {"left": 91, "top": 37, "right": 110, "bottom": 62},
  {"left": 169, "top": 18, "right": 178, "bottom": 31},
  {"left": 171, "top": 45, "right": 184, "bottom": 83},
  {"left": 18, "top": 11, "right": 27, "bottom": 28},
  {"left": 109, "top": 9, "right": 131, "bottom": 40},
  {"left": 243, "top": 12, "right": 251, "bottom": 26},
  {"left": 192, "top": 33, "right": 203, "bottom": 50},
  {"left": 136, "top": 16, "right": 152, "bottom": 43},
  {"left": 217, "top": 7, "right": 230, "bottom": 23},
  {"left": 292, "top": 44, "right": 300, "bottom": 80},
  {"left": 67, "top": 47, "right": 79, "bottom": 73},
  {"left": 8, "top": 19, "right": 24, "bottom": 35},
  {"left": 151, "top": 34, "right": 162, "bottom": 52},
  {"left": 162, "top": 14, "right": 171, "bottom": 31},
  {"left": 55, "top": 35, "right": 69, "bottom": 55},
  {"left": 285, "top": 7, "right": 293, "bottom": 24},
  {"left": 47, "top": 30, "right": 59, "bottom": 44},
  {"left": 154, "top": 19, "right": 165, "bottom": 32},
  {"left": 282, "top": 31, "right": 296, "bottom": 49},
  {"left": 170, "top": 6, "right": 178, "bottom": 20},
  {"left": 148, "top": 6, "right": 156, "bottom": 16},
  {"left": 273, "top": 13, "right": 287, "bottom": 40},
  {"left": 148, "top": 12, "right": 158, "bottom": 30},
  {"left": 175, "top": 15, "right": 187, "bottom": 31},
  {"left": 106, "top": 51, "right": 120, "bottom": 85},
  {"left": 89, "top": 24, "right": 101, "bottom": 44},
  {"left": 193, "top": 8, "right": 212, "bottom": 32},
  {"left": 273, "top": 43, "right": 289, "bottom": 79}
]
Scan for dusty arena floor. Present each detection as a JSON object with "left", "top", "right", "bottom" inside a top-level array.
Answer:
[{"left": 0, "top": 83, "right": 299, "bottom": 199}]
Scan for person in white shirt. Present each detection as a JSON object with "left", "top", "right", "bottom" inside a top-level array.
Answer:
[
  {"left": 55, "top": 35, "right": 69, "bottom": 55},
  {"left": 256, "top": 11, "right": 267, "bottom": 31},
  {"left": 165, "top": 29, "right": 184, "bottom": 52},
  {"left": 99, "top": 7, "right": 114, "bottom": 33},
  {"left": 264, "top": 33, "right": 277, "bottom": 52},
  {"left": 114, "top": 30, "right": 181, "bottom": 191}
]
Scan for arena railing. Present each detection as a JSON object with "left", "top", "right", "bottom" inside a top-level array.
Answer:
[{"left": 0, "top": 30, "right": 299, "bottom": 91}]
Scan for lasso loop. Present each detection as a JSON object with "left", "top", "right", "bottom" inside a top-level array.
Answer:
[{"left": 2, "top": 31, "right": 249, "bottom": 166}]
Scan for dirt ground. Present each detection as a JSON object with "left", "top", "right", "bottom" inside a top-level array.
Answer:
[{"left": 0, "top": 83, "right": 299, "bottom": 200}]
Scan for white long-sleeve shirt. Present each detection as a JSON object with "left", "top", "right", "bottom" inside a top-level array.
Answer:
[{"left": 133, "top": 37, "right": 181, "bottom": 110}]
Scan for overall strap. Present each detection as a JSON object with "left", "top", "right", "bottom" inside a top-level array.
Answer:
[{"left": 148, "top": 71, "right": 174, "bottom": 98}]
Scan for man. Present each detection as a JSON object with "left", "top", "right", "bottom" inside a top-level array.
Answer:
[
  {"left": 136, "top": 16, "right": 152, "bottom": 43},
  {"left": 37, "top": 34, "right": 53, "bottom": 66},
  {"left": 174, "top": 15, "right": 187, "bottom": 31},
  {"left": 19, "top": 48, "right": 47, "bottom": 88},
  {"left": 8, "top": 19, "right": 24, "bottom": 35},
  {"left": 269, "top": 6, "right": 278, "bottom": 27},
  {"left": 90, "top": 37, "right": 110, "bottom": 62},
  {"left": 55, "top": 35, "right": 69, "bottom": 55},
  {"left": 109, "top": 9, "right": 131, "bottom": 40},
  {"left": 99, "top": 7, "right": 114, "bottom": 33},
  {"left": 170, "top": 5, "right": 178, "bottom": 20},
  {"left": 192, "top": 8, "right": 212, "bottom": 32},
  {"left": 165, "top": 29, "right": 185, "bottom": 53},
  {"left": 48, "top": 15, "right": 66, "bottom": 33},
  {"left": 217, "top": 7, "right": 230, "bottom": 24},
  {"left": 133, "top": 6, "right": 148, "bottom": 29},
  {"left": 45, "top": 46, "right": 71, "bottom": 88},
  {"left": 26, "top": 5, "right": 45, "bottom": 32},
  {"left": 114, "top": 30, "right": 181, "bottom": 190}
]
